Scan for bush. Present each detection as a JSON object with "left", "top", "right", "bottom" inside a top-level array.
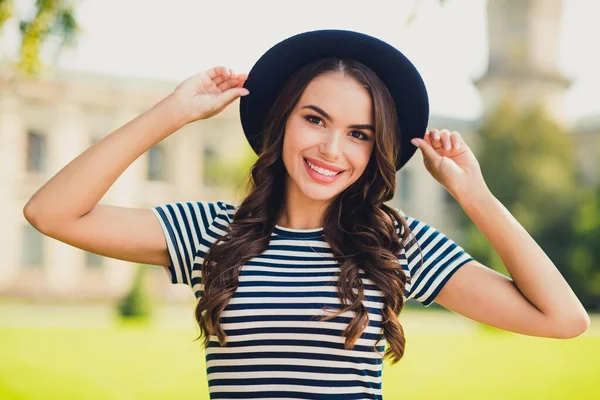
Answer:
[{"left": 116, "top": 264, "right": 152, "bottom": 322}]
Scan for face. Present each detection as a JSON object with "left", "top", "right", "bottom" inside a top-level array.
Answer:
[{"left": 281, "top": 72, "right": 375, "bottom": 204}]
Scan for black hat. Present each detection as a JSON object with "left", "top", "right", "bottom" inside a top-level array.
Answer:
[{"left": 239, "top": 29, "right": 429, "bottom": 171}]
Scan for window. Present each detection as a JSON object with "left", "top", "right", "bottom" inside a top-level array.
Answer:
[
  {"left": 399, "top": 168, "right": 412, "bottom": 204},
  {"left": 26, "top": 130, "right": 47, "bottom": 173},
  {"left": 22, "top": 224, "right": 44, "bottom": 268},
  {"left": 443, "top": 188, "right": 455, "bottom": 204},
  {"left": 85, "top": 251, "right": 104, "bottom": 269},
  {"left": 147, "top": 144, "right": 167, "bottom": 181},
  {"left": 203, "top": 145, "right": 219, "bottom": 186}
]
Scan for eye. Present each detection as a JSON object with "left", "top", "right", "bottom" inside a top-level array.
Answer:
[
  {"left": 305, "top": 115, "right": 323, "bottom": 125},
  {"left": 305, "top": 115, "right": 370, "bottom": 141},
  {"left": 350, "top": 131, "right": 369, "bottom": 141}
]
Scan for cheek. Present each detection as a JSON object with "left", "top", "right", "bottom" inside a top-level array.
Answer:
[
  {"left": 348, "top": 144, "right": 374, "bottom": 174},
  {"left": 290, "top": 123, "right": 317, "bottom": 149},
  {"left": 283, "top": 122, "right": 317, "bottom": 159},
  {"left": 282, "top": 126, "right": 306, "bottom": 173}
]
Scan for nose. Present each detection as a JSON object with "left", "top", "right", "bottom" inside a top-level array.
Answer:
[{"left": 318, "top": 132, "right": 342, "bottom": 160}]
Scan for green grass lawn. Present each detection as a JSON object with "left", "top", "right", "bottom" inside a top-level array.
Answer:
[{"left": 0, "top": 307, "right": 598, "bottom": 399}]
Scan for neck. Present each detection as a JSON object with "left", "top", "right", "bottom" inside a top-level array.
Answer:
[{"left": 277, "top": 181, "right": 331, "bottom": 229}]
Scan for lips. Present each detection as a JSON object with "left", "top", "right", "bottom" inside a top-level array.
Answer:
[
  {"left": 303, "top": 157, "right": 345, "bottom": 184},
  {"left": 304, "top": 159, "right": 344, "bottom": 177},
  {"left": 303, "top": 156, "right": 345, "bottom": 173}
]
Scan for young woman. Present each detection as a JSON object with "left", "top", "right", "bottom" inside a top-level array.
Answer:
[{"left": 24, "top": 30, "right": 589, "bottom": 399}]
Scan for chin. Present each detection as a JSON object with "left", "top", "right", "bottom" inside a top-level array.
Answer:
[
  {"left": 297, "top": 174, "right": 354, "bottom": 202},
  {"left": 299, "top": 185, "right": 342, "bottom": 202},
  {"left": 285, "top": 157, "right": 360, "bottom": 203}
]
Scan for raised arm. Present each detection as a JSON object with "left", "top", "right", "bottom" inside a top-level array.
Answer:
[{"left": 23, "top": 66, "right": 248, "bottom": 267}]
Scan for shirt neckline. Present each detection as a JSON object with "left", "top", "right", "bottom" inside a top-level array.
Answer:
[{"left": 272, "top": 224, "right": 324, "bottom": 240}]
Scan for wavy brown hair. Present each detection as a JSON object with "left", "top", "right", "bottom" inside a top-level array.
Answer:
[{"left": 194, "top": 58, "right": 422, "bottom": 364}]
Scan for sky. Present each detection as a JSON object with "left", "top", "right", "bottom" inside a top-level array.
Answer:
[{"left": 3, "top": 0, "right": 599, "bottom": 123}]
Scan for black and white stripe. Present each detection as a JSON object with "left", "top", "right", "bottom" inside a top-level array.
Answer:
[{"left": 152, "top": 201, "right": 473, "bottom": 399}]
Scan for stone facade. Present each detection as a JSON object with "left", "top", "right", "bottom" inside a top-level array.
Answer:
[
  {"left": 0, "top": 69, "right": 466, "bottom": 301},
  {"left": 0, "top": 71, "right": 242, "bottom": 301},
  {"left": 1, "top": 0, "right": 598, "bottom": 301}
]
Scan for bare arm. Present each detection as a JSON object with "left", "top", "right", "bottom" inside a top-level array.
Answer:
[
  {"left": 23, "top": 66, "right": 249, "bottom": 267},
  {"left": 22, "top": 94, "right": 188, "bottom": 266},
  {"left": 24, "top": 94, "right": 187, "bottom": 227},
  {"left": 413, "top": 128, "right": 589, "bottom": 338}
]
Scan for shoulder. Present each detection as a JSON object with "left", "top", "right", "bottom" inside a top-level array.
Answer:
[
  {"left": 387, "top": 207, "right": 409, "bottom": 236},
  {"left": 213, "top": 200, "right": 238, "bottom": 222},
  {"left": 152, "top": 199, "right": 238, "bottom": 229},
  {"left": 389, "top": 208, "right": 444, "bottom": 252}
]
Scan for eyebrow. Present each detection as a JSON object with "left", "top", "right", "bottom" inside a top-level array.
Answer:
[{"left": 301, "top": 105, "right": 375, "bottom": 132}]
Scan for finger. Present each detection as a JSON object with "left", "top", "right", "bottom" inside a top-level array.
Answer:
[
  {"left": 238, "top": 75, "right": 249, "bottom": 87},
  {"left": 450, "top": 131, "right": 461, "bottom": 150},
  {"left": 213, "top": 75, "right": 232, "bottom": 88},
  {"left": 214, "top": 87, "right": 250, "bottom": 110},
  {"left": 217, "top": 75, "right": 247, "bottom": 92},
  {"left": 217, "top": 78, "right": 243, "bottom": 92},
  {"left": 424, "top": 130, "right": 434, "bottom": 147},
  {"left": 413, "top": 136, "right": 442, "bottom": 164},
  {"left": 429, "top": 129, "right": 444, "bottom": 150},
  {"left": 213, "top": 72, "right": 247, "bottom": 86},
  {"left": 206, "top": 66, "right": 230, "bottom": 79},
  {"left": 198, "top": 71, "right": 220, "bottom": 94},
  {"left": 439, "top": 129, "right": 452, "bottom": 151}
]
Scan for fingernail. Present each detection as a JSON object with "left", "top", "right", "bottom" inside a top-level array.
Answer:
[
  {"left": 241, "top": 89, "right": 249, "bottom": 96},
  {"left": 411, "top": 139, "right": 419, "bottom": 147}
]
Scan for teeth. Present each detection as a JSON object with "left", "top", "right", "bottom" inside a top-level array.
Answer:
[{"left": 305, "top": 159, "right": 339, "bottom": 176}]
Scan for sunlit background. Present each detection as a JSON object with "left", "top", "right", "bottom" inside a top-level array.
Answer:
[{"left": 0, "top": 0, "right": 599, "bottom": 399}]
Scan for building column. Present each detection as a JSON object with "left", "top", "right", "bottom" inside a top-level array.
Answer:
[
  {"left": 0, "top": 94, "right": 26, "bottom": 291},
  {"left": 102, "top": 109, "right": 144, "bottom": 296},
  {"left": 44, "top": 102, "right": 88, "bottom": 297},
  {"left": 172, "top": 124, "right": 202, "bottom": 201}
]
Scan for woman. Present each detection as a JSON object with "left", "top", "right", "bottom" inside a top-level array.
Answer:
[{"left": 24, "top": 30, "right": 589, "bottom": 399}]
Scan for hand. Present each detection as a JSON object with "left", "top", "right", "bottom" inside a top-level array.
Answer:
[
  {"left": 410, "top": 129, "right": 488, "bottom": 198},
  {"left": 172, "top": 66, "right": 249, "bottom": 123}
]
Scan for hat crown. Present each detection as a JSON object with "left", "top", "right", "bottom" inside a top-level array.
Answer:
[{"left": 240, "top": 29, "right": 429, "bottom": 171}]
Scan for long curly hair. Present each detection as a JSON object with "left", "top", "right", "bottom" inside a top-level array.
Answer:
[{"left": 194, "top": 57, "right": 421, "bottom": 364}]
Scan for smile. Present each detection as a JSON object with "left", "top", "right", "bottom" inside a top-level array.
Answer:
[
  {"left": 304, "top": 158, "right": 343, "bottom": 176},
  {"left": 303, "top": 158, "right": 345, "bottom": 184}
]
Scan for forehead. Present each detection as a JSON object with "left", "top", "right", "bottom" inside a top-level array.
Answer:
[{"left": 296, "top": 72, "right": 373, "bottom": 121}]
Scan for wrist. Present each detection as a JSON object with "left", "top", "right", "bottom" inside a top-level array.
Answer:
[
  {"left": 452, "top": 184, "right": 494, "bottom": 208},
  {"left": 162, "top": 92, "right": 195, "bottom": 128}
]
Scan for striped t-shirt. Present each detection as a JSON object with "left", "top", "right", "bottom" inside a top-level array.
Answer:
[{"left": 151, "top": 200, "right": 473, "bottom": 399}]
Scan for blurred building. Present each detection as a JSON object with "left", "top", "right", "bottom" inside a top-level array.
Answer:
[
  {"left": 474, "top": 0, "right": 600, "bottom": 184},
  {"left": 0, "top": 70, "right": 249, "bottom": 301},
  {"left": 0, "top": 0, "right": 598, "bottom": 301}
]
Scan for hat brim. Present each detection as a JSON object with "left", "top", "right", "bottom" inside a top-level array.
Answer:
[{"left": 239, "top": 29, "right": 429, "bottom": 171}]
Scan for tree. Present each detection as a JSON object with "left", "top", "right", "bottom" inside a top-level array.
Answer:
[
  {"left": 568, "top": 178, "right": 600, "bottom": 311},
  {"left": 407, "top": 0, "right": 449, "bottom": 25},
  {"left": 447, "top": 97, "right": 600, "bottom": 309},
  {"left": 203, "top": 144, "right": 258, "bottom": 190},
  {"left": 0, "top": 0, "right": 450, "bottom": 76},
  {"left": 0, "top": 0, "right": 79, "bottom": 76}
]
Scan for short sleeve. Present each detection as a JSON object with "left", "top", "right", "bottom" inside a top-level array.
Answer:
[
  {"left": 398, "top": 211, "right": 474, "bottom": 307},
  {"left": 150, "top": 200, "right": 236, "bottom": 294}
]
